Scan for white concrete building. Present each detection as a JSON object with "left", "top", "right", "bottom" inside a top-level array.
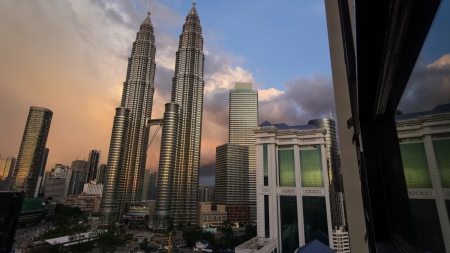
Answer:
[
  {"left": 332, "top": 228, "right": 350, "bottom": 253},
  {"left": 44, "top": 164, "right": 72, "bottom": 203},
  {"left": 396, "top": 104, "right": 450, "bottom": 253},
  {"left": 236, "top": 121, "right": 333, "bottom": 253}
]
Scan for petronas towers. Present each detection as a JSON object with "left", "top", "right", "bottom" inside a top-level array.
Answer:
[{"left": 100, "top": 2, "right": 204, "bottom": 226}]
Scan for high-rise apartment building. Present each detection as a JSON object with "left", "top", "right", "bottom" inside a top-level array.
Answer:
[
  {"left": 215, "top": 144, "right": 249, "bottom": 201},
  {"left": 10, "top": 106, "right": 53, "bottom": 197},
  {"left": 71, "top": 160, "right": 88, "bottom": 173},
  {"left": 142, "top": 170, "right": 157, "bottom": 200},
  {"left": 100, "top": 10, "right": 156, "bottom": 223},
  {"left": 236, "top": 121, "right": 333, "bottom": 253},
  {"left": 155, "top": 2, "right": 205, "bottom": 226},
  {"left": 229, "top": 82, "right": 258, "bottom": 221},
  {"left": 87, "top": 150, "right": 101, "bottom": 183},
  {"left": 68, "top": 172, "right": 88, "bottom": 195},
  {"left": 308, "top": 118, "right": 346, "bottom": 228},
  {"left": 198, "top": 185, "right": 216, "bottom": 203},
  {"left": 97, "top": 164, "right": 106, "bottom": 184},
  {"left": 148, "top": 172, "right": 157, "bottom": 200},
  {"left": 44, "top": 164, "right": 72, "bottom": 203},
  {"left": 0, "top": 157, "right": 16, "bottom": 191},
  {"left": 34, "top": 148, "right": 49, "bottom": 197},
  {"left": 396, "top": 104, "right": 450, "bottom": 253}
]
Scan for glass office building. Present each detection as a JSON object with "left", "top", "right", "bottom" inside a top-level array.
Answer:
[
  {"left": 236, "top": 121, "right": 333, "bottom": 253},
  {"left": 10, "top": 106, "right": 53, "bottom": 197},
  {"left": 229, "top": 82, "right": 258, "bottom": 221}
]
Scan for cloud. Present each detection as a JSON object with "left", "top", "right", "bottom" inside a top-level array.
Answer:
[
  {"left": 398, "top": 54, "right": 450, "bottom": 113},
  {"left": 0, "top": 0, "right": 339, "bottom": 187},
  {"left": 258, "top": 88, "right": 284, "bottom": 101},
  {"left": 0, "top": 0, "right": 183, "bottom": 172},
  {"left": 259, "top": 74, "right": 336, "bottom": 125}
]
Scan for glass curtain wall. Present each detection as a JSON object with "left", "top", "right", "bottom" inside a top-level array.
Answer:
[
  {"left": 409, "top": 199, "right": 445, "bottom": 253},
  {"left": 279, "top": 149, "right": 295, "bottom": 187},
  {"left": 399, "top": 143, "right": 433, "bottom": 188},
  {"left": 302, "top": 196, "right": 329, "bottom": 246},
  {"left": 432, "top": 138, "right": 450, "bottom": 188},
  {"left": 264, "top": 144, "right": 268, "bottom": 186},
  {"left": 264, "top": 195, "right": 270, "bottom": 237},
  {"left": 300, "top": 146, "right": 324, "bottom": 187},
  {"left": 279, "top": 196, "right": 299, "bottom": 253}
]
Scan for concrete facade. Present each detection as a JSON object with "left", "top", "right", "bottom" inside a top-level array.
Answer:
[{"left": 237, "top": 122, "right": 333, "bottom": 253}]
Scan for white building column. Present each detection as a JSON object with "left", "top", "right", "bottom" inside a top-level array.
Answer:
[{"left": 422, "top": 134, "right": 450, "bottom": 253}]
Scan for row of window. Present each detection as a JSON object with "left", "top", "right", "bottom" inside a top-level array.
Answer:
[
  {"left": 399, "top": 139, "right": 450, "bottom": 188},
  {"left": 263, "top": 144, "right": 324, "bottom": 187}
]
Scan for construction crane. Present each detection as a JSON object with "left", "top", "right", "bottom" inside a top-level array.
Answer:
[{"left": 76, "top": 150, "right": 82, "bottom": 160}]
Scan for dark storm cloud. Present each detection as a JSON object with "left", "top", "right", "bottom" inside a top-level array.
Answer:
[
  {"left": 398, "top": 55, "right": 450, "bottom": 113},
  {"left": 259, "top": 74, "right": 336, "bottom": 125}
]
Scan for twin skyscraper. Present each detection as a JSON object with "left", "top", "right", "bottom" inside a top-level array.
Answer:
[{"left": 100, "top": 2, "right": 204, "bottom": 226}]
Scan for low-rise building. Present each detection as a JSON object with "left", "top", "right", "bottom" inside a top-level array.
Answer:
[
  {"left": 332, "top": 227, "right": 350, "bottom": 253},
  {"left": 123, "top": 200, "right": 155, "bottom": 229},
  {"left": 61, "top": 192, "right": 101, "bottom": 212},
  {"left": 197, "top": 202, "right": 226, "bottom": 228},
  {"left": 83, "top": 183, "right": 103, "bottom": 197}
]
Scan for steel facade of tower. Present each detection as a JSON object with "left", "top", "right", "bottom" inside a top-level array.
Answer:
[
  {"left": 155, "top": 2, "right": 205, "bottom": 226},
  {"left": 308, "top": 118, "right": 346, "bottom": 229},
  {"left": 229, "top": 82, "right": 258, "bottom": 221},
  {"left": 87, "top": 150, "right": 101, "bottom": 183},
  {"left": 100, "top": 12, "right": 156, "bottom": 223},
  {"left": 10, "top": 106, "right": 53, "bottom": 197}
]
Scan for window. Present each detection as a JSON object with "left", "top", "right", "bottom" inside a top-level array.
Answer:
[
  {"left": 399, "top": 143, "right": 432, "bottom": 188},
  {"left": 409, "top": 199, "right": 445, "bottom": 252},
  {"left": 279, "top": 196, "right": 299, "bottom": 253},
  {"left": 264, "top": 144, "right": 269, "bottom": 186},
  {"left": 432, "top": 139, "right": 450, "bottom": 188},
  {"left": 264, "top": 195, "right": 270, "bottom": 237},
  {"left": 278, "top": 149, "right": 295, "bottom": 187},
  {"left": 300, "top": 145, "right": 324, "bottom": 187},
  {"left": 302, "top": 196, "right": 329, "bottom": 246}
]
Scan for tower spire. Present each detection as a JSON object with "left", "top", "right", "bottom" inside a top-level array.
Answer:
[
  {"left": 193, "top": 0, "right": 196, "bottom": 6},
  {"left": 148, "top": 1, "right": 151, "bottom": 16}
]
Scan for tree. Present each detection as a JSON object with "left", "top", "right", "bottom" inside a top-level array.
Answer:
[
  {"left": 140, "top": 238, "right": 149, "bottom": 250},
  {"left": 96, "top": 229, "right": 125, "bottom": 253}
]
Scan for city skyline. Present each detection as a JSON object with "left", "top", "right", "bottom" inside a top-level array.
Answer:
[{"left": 0, "top": 1, "right": 449, "bottom": 186}]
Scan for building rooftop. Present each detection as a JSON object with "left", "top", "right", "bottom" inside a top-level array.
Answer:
[
  {"left": 395, "top": 103, "right": 450, "bottom": 121},
  {"left": 294, "top": 239, "right": 335, "bottom": 253},
  {"left": 259, "top": 121, "right": 319, "bottom": 131}
]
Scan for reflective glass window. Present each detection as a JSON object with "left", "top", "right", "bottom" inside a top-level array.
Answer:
[
  {"left": 264, "top": 195, "right": 270, "bottom": 238},
  {"left": 302, "top": 196, "right": 329, "bottom": 246},
  {"left": 432, "top": 139, "right": 450, "bottom": 188},
  {"left": 279, "top": 196, "right": 299, "bottom": 253},
  {"left": 409, "top": 199, "right": 445, "bottom": 253},
  {"left": 278, "top": 150, "right": 295, "bottom": 187},
  {"left": 300, "top": 146, "right": 324, "bottom": 187},
  {"left": 399, "top": 143, "right": 432, "bottom": 188},
  {"left": 264, "top": 144, "right": 269, "bottom": 186}
]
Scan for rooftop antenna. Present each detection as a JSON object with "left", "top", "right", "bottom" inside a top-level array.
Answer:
[
  {"left": 329, "top": 110, "right": 333, "bottom": 120},
  {"left": 148, "top": 0, "right": 151, "bottom": 15}
]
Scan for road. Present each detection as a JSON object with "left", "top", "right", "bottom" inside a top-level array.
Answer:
[{"left": 13, "top": 222, "right": 52, "bottom": 251}]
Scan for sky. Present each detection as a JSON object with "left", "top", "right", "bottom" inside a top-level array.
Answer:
[{"left": 0, "top": 0, "right": 449, "bottom": 186}]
